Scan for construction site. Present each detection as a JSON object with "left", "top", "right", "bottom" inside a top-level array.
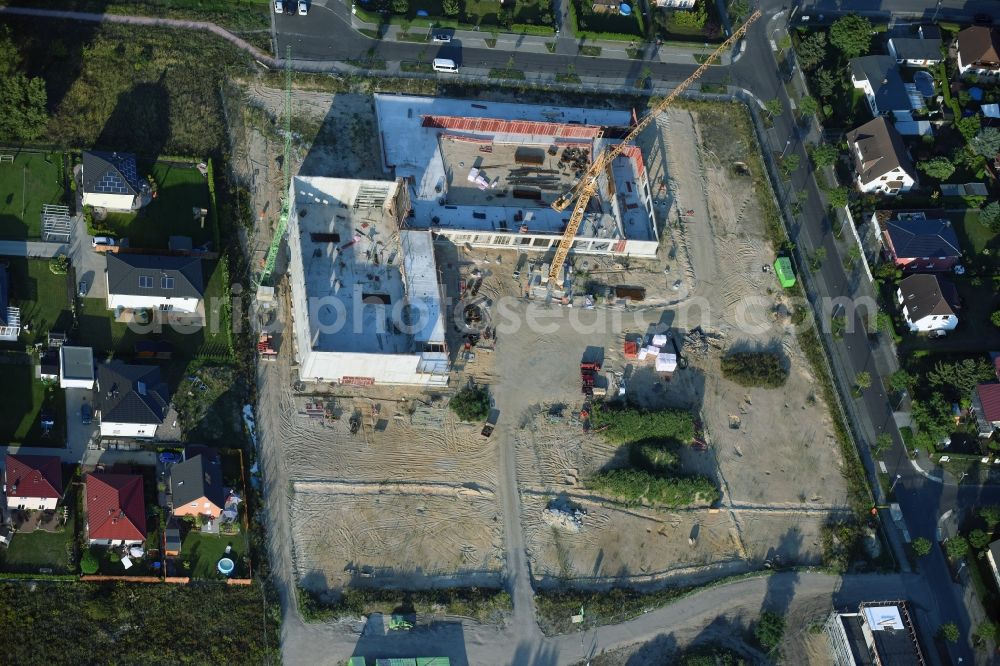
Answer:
[{"left": 229, "top": 30, "right": 852, "bottom": 622}]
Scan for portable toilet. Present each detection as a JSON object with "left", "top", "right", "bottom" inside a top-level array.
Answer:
[{"left": 774, "top": 257, "right": 796, "bottom": 288}]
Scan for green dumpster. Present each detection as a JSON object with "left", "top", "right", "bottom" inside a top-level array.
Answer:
[{"left": 774, "top": 257, "right": 796, "bottom": 288}]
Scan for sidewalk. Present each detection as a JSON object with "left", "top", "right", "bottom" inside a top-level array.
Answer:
[{"left": 349, "top": 10, "right": 729, "bottom": 65}]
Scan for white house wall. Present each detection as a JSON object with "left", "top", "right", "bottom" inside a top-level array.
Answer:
[
  {"left": 100, "top": 421, "right": 158, "bottom": 438},
  {"left": 903, "top": 310, "right": 958, "bottom": 332},
  {"left": 107, "top": 293, "right": 201, "bottom": 314},
  {"left": 83, "top": 192, "right": 136, "bottom": 211},
  {"left": 7, "top": 496, "right": 58, "bottom": 511}
]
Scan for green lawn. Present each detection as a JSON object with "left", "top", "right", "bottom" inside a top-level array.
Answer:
[
  {"left": 0, "top": 151, "right": 66, "bottom": 240},
  {"left": 75, "top": 259, "right": 230, "bottom": 381},
  {"left": 573, "top": 0, "right": 643, "bottom": 37},
  {"left": 181, "top": 530, "right": 248, "bottom": 579},
  {"left": 2, "top": 257, "right": 73, "bottom": 347},
  {"left": 0, "top": 487, "right": 76, "bottom": 573},
  {"left": 0, "top": 361, "right": 66, "bottom": 446},
  {"left": 92, "top": 163, "right": 212, "bottom": 250},
  {"left": 950, "top": 209, "right": 999, "bottom": 256}
]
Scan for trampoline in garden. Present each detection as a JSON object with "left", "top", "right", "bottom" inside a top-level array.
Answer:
[
  {"left": 913, "top": 71, "right": 935, "bottom": 97},
  {"left": 619, "top": 3, "right": 632, "bottom": 15}
]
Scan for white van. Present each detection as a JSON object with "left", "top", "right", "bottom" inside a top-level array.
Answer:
[{"left": 432, "top": 58, "right": 458, "bottom": 73}]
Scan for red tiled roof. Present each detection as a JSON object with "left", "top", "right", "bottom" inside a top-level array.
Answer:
[
  {"left": 978, "top": 384, "right": 1000, "bottom": 423},
  {"left": 86, "top": 473, "right": 146, "bottom": 541},
  {"left": 5, "top": 454, "right": 63, "bottom": 500}
]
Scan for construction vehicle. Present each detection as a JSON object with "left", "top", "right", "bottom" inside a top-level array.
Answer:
[
  {"left": 255, "top": 45, "right": 294, "bottom": 306},
  {"left": 257, "top": 333, "right": 277, "bottom": 359},
  {"left": 547, "top": 10, "right": 762, "bottom": 286}
]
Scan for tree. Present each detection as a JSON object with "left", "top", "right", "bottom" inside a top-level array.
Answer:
[
  {"left": 945, "top": 536, "right": 969, "bottom": 559},
  {"left": 795, "top": 32, "right": 828, "bottom": 71},
  {"left": 765, "top": 98, "right": 783, "bottom": 118},
  {"left": 0, "top": 27, "right": 48, "bottom": 142},
  {"left": 391, "top": 0, "right": 408, "bottom": 13},
  {"left": 911, "top": 537, "right": 932, "bottom": 557},
  {"left": 917, "top": 156, "right": 955, "bottom": 180},
  {"left": 939, "top": 622, "right": 960, "bottom": 643},
  {"left": 81, "top": 549, "right": 99, "bottom": 575},
  {"left": 888, "top": 370, "right": 914, "bottom": 394},
  {"left": 872, "top": 433, "right": 892, "bottom": 457},
  {"left": 956, "top": 114, "right": 982, "bottom": 142},
  {"left": 441, "top": 0, "right": 460, "bottom": 14},
  {"left": 825, "top": 186, "right": 849, "bottom": 208},
  {"left": 810, "top": 143, "right": 839, "bottom": 168},
  {"left": 981, "top": 201, "right": 1000, "bottom": 233},
  {"left": 855, "top": 371, "right": 872, "bottom": 391},
  {"left": 449, "top": 385, "right": 490, "bottom": 421},
  {"left": 799, "top": 95, "right": 819, "bottom": 117},
  {"left": 928, "top": 358, "right": 996, "bottom": 401},
  {"left": 974, "top": 621, "right": 999, "bottom": 645},
  {"left": 968, "top": 528, "right": 991, "bottom": 550},
  {"left": 754, "top": 611, "right": 786, "bottom": 651},
  {"left": 829, "top": 14, "right": 873, "bottom": 58},
  {"left": 780, "top": 152, "right": 800, "bottom": 177},
  {"left": 971, "top": 126, "right": 1000, "bottom": 158},
  {"left": 720, "top": 351, "right": 789, "bottom": 388},
  {"left": 993, "top": 310, "right": 1000, "bottom": 329},
  {"left": 980, "top": 505, "right": 1000, "bottom": 530},
  {"left": 814, "top": 68, "right": 839, "bottom": 98},
  {"left": 911, "top": 393, "right": 953, "bottom": 447},
  {"left": 670, "top": 4, "right": 708, "bottom": 30}
]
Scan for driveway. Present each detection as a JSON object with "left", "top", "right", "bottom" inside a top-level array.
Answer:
[
  {"left": 0, "top": 240, "right": 66, "bottom": 258},
  {"left": 64, "top": 387, "right": 98, "bottom": 462},
  {"left": 69, "top": 216, "right": 106, "bottom": 299}
]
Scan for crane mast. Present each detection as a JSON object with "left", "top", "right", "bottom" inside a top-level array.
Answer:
[
  {"left": 259, "top": 45, "right": 294, "bottom": 289},
  {"left": 547, "top": 10, "right": 761, "bottom": 285}
]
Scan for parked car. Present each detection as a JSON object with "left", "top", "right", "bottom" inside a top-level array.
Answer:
[
  {"left": 92, "top": 236, "right": 115, "bottom": 248},
  {"left": 158, "top": 451, "right": 183, "bottom": 464},
  {"left": 432, "top": 33, "right": 452, "bottom": 43},
  {"left": 928, "top": 330, "right": 948, "bottom": 340},
  {"left": 81, "top": 403, "right": 92, "bottom": 425},
  {"left": 78, "top": 280, "right": 88, "bottom": 297},
  {"left": 298, "top": 0, "right": 308, "bottom": 15},
  {"left": 274, "top": 0, "right": 284, "bottom": 13}
]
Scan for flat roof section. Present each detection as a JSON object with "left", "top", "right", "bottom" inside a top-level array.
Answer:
[
  {"left": 60, "top": 346, "right": 95, "bottom": 381},
  {"left": 291, "top": 177, "right": 444, "bottom": 357}
]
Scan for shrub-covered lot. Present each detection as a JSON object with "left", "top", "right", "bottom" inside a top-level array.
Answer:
[{"left": 0, "top": 581, "right": 280, "bottom": 664}]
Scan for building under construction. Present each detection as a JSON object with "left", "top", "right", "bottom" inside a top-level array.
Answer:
[
  {"left": 825, "top": 601, "right": 927, "bottom": 666},
  {"left": 374, "top": 95, "right": 659, "bottom": 262},
  {"left": 286, "top": 176, "right": 449, "bottom": 386}
]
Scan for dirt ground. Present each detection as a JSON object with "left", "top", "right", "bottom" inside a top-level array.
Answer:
[{"left": 233, "top": 84, "right": 850, "bottom": 598}]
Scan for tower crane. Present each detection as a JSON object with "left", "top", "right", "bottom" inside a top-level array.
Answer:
[
  {"left": 256, "top": 45, "right": 294, "bottom": 298},
  {"left": 547, "top": 10, "right": 761, "bottom": 286}
]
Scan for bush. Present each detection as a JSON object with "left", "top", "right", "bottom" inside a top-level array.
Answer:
[
  {"left": 939, "top": 622, "right": 960, "bottom": 643},
  {"left": 968, "top": 528, "right": 991, "bottom": 550},
  {"left": 911, "top": 536, "right": 932, "bottom": 557},
  {"left": 755, "top": 611, "right": 786, "bottom": 651},
  {"left": 80, "top": 549, "right": 99, "bottom": 575},
  {"left": 982, "top": 201, "right": 1000, "bottom": 233},
  {"left": 720, "top": 351, "right": 789, "bottom": 388},
  {"left": 589, "top": 405, "right": 694, "bottom": 444},
  {"left": 298, "top": 585, "right": 511, "bottom": 624},
  {"left": 587, "top": 468, "right": 719, "bottom": 507},
  {"left": 449, "top": 385, "right": 489, "bottom": 421},
  {"left": 49, "top": 254, "right": 69, "bottom": 275}
]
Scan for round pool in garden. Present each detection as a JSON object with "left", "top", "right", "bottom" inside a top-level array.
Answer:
[{"left": 217, "top": 558, "right": 235, "bottom": 576}]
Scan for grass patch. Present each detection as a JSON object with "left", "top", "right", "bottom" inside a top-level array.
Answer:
[
  {"left": 556, "top": 73, "right": 582, "bottom": 83},
  {"left": 10, "top": 0, "right": 270, "bottom": 34},
  {"left": 298, "top": 585, "right": 512, "bottom": 624},
  {"left": 345, "top": 57, "right": 388, "bottom": 71},
  {"left": 545, "top": 41, "right": 557, "bottom": 52},
  {"left": 485, "top": 38, "right": 497, "bottom": 47},
  {"left": 0, "top": 362, "right": 66, "bottom": 447},
  {"left": 0, "top": 493, "right": 76, "bottom": 574},
  {"left": 89, "top": 163, "right": 212, "bottom": 249},
  {"left": 579, "top": 45, "right": 602, "bottom": 56},
  {"left": 181, "top": 530, "right": 248, "bottom": 579},
  {"left": 173, "top": 362, "right": 247, "bottom": 447},
  {"left": 570, "top": 0, "right": 643, "bottom": 39},
  {"left": 2, "top": 257, "right": 73, "bottom": 348},
  {"left": 358, "top": 28, "right": 383, "bottom": 39},
  {"left": 0, "top": 580, "right": 279, "bottom": 663},
  {"left": 489, "top": 68, "right": 526, "bottom": 80},
  {"left": 0, "top": 151, "right": 66, "bottom": 240},
  {"left": 396, "top": 32, "right": 429, "bottom": 43},
  {"left": 400, "top": 61, "right": 435, "bottom": 73}
]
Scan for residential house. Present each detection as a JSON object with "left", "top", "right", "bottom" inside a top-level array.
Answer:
[
  {"left": 956, "top": 26, "right": 1000, "bottom": 77},
  {"left": 85, "top": 472, "right": 146, "bottom": 546},
  {"left": 0, "top": 264, "right": 20, "bottom": 342},
  {"left": 849, "top": 55, "right": 913, "bottom": 120},
  {"left": 972, "top": 383, "right": 1000, "bottom": 436},
  {"left": 3, "top": 454, "right": 63, "bottom": 511},
  {"left": 170, "top": 447, "right": 226, "bottom": 520},
  {"left": 81, "top": 151, "right": 150, "bottom": 211},
  {"left": 887, "top": 30, "right": 943, "bottom": 67},
  {"left": 105, "top": 253, "right": 205, "bottom": 317},
  {"left": 97, "top": 361, "right": 171, "bottom": 438},
  {"left": 59, "top": 346, "right": 95, "bottom": 390},
  {"left": 591, "top": 0, "right": 619, "bottom": 13},
  {"left": 989, "top": 539, "right": 1000, "bottom": 590},
  {"left": 875, "top": 210, "right": 962, "bottom": 271},
  {"left": 655, "top": 0, "right": 696, "bottom": 6},
  {"left": 896, "top": 273, "right": 960, "bottom": 332},
  {"left": 846, "top": 117, "right": 917, "bottom": 195}
]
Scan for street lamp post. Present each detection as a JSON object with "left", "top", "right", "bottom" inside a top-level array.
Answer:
[
  {"left": 890, "top": 474, "right": 902, "bottom": 494},
  {"left": 932, "top": 0, "right": 944, "bottom": 23},
  {"left": 780, "top": 138, "right": 792, "bottom": 158}
]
